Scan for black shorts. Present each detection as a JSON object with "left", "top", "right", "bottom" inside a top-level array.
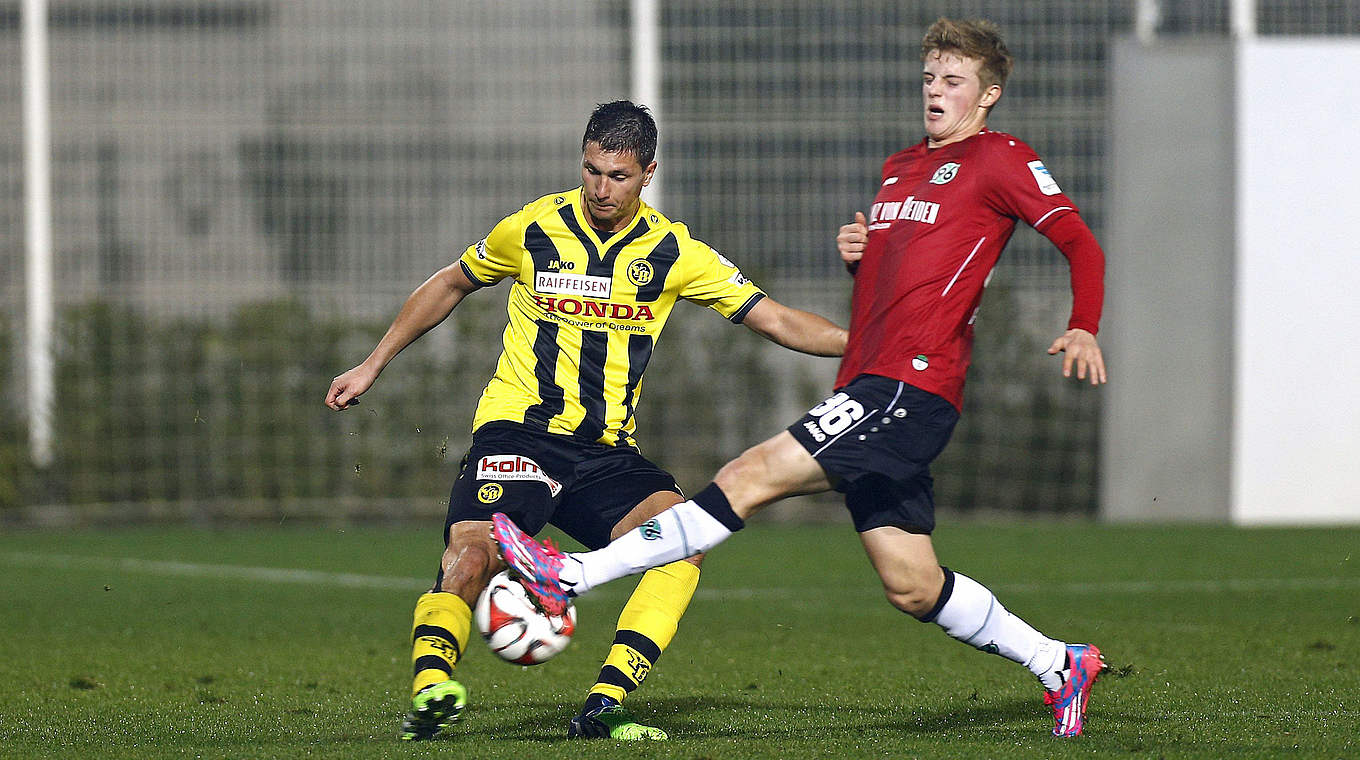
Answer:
[
  {"left": 443, "top": 422, "right": 680, "bottom": 550},
  {"left": 787, "top": 374, "right": 959, "bottom": 534}
]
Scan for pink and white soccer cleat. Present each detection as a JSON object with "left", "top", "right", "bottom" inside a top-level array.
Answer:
[
  {"left": 490, "top": 513, "right": 572, "bottom": 616},
  {"left": 1043, "top": 643, "right": 1108, "bottom": 737}
]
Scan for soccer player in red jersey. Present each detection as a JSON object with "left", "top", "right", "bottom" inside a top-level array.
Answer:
[{"left": 494, "top": 18, "right": 1110, "bottom": 737}]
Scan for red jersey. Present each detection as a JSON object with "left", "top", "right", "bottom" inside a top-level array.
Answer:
[{"left": 836, "top": 129, "right": 1103, "bottom": 410}]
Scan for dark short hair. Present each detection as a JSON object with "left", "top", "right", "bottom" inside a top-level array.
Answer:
[
  {"left": 581, "top": 100, "right": 657, "bottom": 167},
  {"left": 921, "top": 18, "right": 1014, "bottom": 93}
]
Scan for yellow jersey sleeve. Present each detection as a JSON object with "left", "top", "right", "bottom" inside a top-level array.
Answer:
[
  {"left": 672, "top": 224, "right": 766, "bottom": 322},
  {"left": 458, "top": 210, "right": 525, "bottom": 286}
]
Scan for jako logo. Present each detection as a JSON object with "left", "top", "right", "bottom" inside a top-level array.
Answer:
[{"left": 533, "top": 295, "right": 656, "bottom": 321}]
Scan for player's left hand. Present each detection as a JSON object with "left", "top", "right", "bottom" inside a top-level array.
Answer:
[{"left": 1047, "top": 328, "right": 1106, "bottom": 385}]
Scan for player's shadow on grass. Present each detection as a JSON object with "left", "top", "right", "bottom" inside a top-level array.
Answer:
[
  {"left": 664, "top": 694, "right": 1045, "bottom": 739},
  {"left": 461, "top": 694, "right": 1049, "bottom": 743},
  {"left": 457, "top": 697, "right": 603, "bottom": 742}
]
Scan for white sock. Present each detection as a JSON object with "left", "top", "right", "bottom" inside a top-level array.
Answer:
[
  {"left": 932, "top": 571, "right": 1068, "bottom": 690},
  {"left": 563, "top": 500, "right": 733, "bottom": 595}
]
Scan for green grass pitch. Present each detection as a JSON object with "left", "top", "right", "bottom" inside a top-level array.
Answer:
[{"left": 0, "top": 522, "right": 1356, "bottom": 759}]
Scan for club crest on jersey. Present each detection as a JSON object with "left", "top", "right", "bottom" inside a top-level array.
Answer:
[
  {"left": 477, "top": 455, "right": 563, "bottom": 496},
  {"left": 930, "top": 162, "right": 960, "bottom": 184},
  {"left": 626, "top": 259, "right": 654, "bottom": 287},
  {"left": 912, "top": 354, "right": 929, "bottom": 371},
  {"left": 639, "top": 519, "right": 663, "bottom": 540},
  {"left": 477, "top": 483, "right": 503, "bottom": 504}
]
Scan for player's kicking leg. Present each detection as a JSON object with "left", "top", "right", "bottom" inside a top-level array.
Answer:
[
  {"left": 492, "top": 433, "right": 825, "bottom": 609},
  {"left": 492, "top": 435, "right": 816, "bottom": 611}
]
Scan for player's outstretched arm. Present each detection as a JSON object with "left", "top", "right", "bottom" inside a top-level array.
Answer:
[
  {"left": 325, "top": 263, "right": 480, "bottom": 410},
  {"left": 1035, "top": 212, "right": 1106, "bottom": 386},
  {"left": 837, "top": 211, "right": 868, "bottom": 274},
  {"left": 741, "top": 297, "right": 848, "bottom": 357},
  {"left": 1047, "top": 328, "right": 1106, "bottom": 385}
]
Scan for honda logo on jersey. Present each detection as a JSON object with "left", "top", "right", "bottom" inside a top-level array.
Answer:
[{"left": 532, "top": 295, "right": 656, "bottom": 322}]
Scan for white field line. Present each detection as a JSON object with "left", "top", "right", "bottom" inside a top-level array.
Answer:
[{"left": 2, "top": 551, "right": 1358, "bottom": 599}]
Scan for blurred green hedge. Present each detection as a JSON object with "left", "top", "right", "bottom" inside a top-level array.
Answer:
[{"left": 2, "top": 286, "right": 1097, "bottom": 518}]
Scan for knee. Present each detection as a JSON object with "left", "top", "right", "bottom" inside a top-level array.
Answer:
[
  {"left": 881, "top": 568, "right": 945, "bottom": 619},
  {"left": 713, "top": 447, "right": 776, "bottom": 513},
  {"left": 437, "top": 525, "right": 502, "bottom": 596},
  {"left": 715, "top": 447, "right": 764, "bottom": 486}
]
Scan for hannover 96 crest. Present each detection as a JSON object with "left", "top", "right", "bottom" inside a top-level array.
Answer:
[{"left": 930, "top": 162, "right": 960, "bottom": 184}]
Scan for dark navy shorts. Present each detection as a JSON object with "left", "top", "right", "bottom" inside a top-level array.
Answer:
[
  {"left": 787, "top": 374, "right": 959, "bottom": 535},
  {"left": 443, "top": 422, "right": 680, "bottom": 550}
]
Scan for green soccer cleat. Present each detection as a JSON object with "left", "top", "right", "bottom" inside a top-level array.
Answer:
[
  {"left": 567, "top": 695, "right": 668, "bottom": 741},
  {"left": 400, "top": 680, "right": 467, "bottom": 741}
]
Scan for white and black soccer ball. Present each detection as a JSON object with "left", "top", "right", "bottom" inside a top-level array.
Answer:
[{"left": 474, "top": 570, "right": 577, "bottom": 665}]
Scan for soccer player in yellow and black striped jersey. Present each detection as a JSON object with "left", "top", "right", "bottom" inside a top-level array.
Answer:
[{"left": 326, "top": 101, "right": 846, "bottom": 742}]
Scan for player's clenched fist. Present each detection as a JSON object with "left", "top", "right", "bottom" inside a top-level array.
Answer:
[
  {"left": 325, "top": 364, "right": 378, "bottom": 410},
  {"left": 838, "top": 211, "right": 869, "bottom": 269}
]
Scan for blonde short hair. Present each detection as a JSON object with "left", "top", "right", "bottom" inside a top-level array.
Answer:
[{"left": 921, "top": 17, "right": 1014, "bottom": 93}]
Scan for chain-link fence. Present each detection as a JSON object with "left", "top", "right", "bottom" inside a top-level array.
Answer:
[{"left": 2, "top": 0, "right": 1356, "bottom": 522}]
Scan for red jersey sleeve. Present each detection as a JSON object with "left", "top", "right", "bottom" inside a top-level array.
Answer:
[
  {"left": 980, "top": 135, "right": 1104, "bottom": 334},
  {"left": 1042, "top": 213, "right": 1105, "bottom": 334},
  {"left": 981, "top": 136, "right": 1079, "bottom": 230}
]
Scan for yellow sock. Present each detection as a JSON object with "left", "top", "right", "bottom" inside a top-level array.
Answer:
[
  {"left": 411, "top": 591, "right": 472, "bottom": 697},
  {"left": 589, "top": 560, "right": 700, "bottom": 702}
]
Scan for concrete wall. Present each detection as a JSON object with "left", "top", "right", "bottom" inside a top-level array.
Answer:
[
  {"left": 1102, "top": 38, "right": 1236, "bottom": 521},
  {"left": 1104, "top": 37, "right": 1360, "bottom": 524}
]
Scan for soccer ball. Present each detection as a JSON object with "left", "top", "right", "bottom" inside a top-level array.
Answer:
[{"left": 474, "top": 570, "right": 577, "bottom": 665}]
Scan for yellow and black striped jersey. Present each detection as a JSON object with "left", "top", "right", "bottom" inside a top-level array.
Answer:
[{"left": 458, "top": 188, "right": 766, "bottom": 447}]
